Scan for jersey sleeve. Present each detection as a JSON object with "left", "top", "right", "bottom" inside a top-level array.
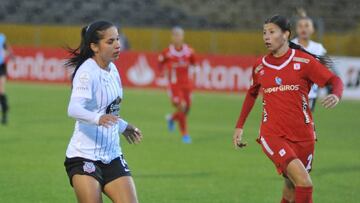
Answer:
[
  {"left": 71, "top": 68, "right": 94, "bottom": 99},
  {"left": 118, "top": 119, "right": 128, "bottom": 134},
  {"left": 305, "top": 56, "right": 334, "bottom": 87},
  {"left": 320, "top": 44, "right": 327, "bottom": 55},
  {"left": 158, "top": 49, "right": 168, "bottom": 71},
  {"left": 235, "top": 63, "right": 261, "bottom": 128},
  {"left": 67, "top": 97, "right": 102, "bottom": 125}
]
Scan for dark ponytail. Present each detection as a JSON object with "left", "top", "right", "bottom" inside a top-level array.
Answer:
[
  {"left": 65, "top": 20, "right": 115, "bottom": 81},
  {"left": 265, "top": 15, "right": 333, "bottom": 68},
  {"left": 289, "top": 41, "right": 333, "bottom": 68}
]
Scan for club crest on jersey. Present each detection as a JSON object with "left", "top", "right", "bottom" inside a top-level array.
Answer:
[
  {"left": 83, "top": 161, "right": 96, "bottom": 173},
  {"left": 275, "top": 76, "right": 282, "bottom": 85},
  {"left": 294, "top": 63, "right": 301, "bottom": 70}
]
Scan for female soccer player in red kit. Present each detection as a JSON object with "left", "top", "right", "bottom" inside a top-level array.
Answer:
[
  {"left": 232, "top": 15, "right": 343, "bottom": 203},
  {"left": 158, "top": 27, "right": 196, "bottom": 144}
]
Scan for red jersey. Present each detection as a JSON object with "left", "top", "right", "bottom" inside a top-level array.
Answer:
[
  {"left": 158, "top": 44, "right": 196, "bottom": 87},
  {"left": 238, "top": 48, "right": 338, "bottom": 142}
]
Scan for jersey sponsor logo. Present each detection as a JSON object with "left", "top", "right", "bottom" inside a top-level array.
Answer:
[
  {"left": 75, "top": 86, "right": 89, "bottom": 91},
  {"left": 275, "top": 76, "right": 282, "bottom": 85},
  {"left": 262, "top": 100, "right": 268, "bottom": 122},
  {"left": 106, "top": 96, "right": 122, "bottom": 115},
  {"left": 83, "top": 161, "right": 96, "bottom": 173},
  {"left": 294, "top": 63, "right": 301, "bottom": 70},
  {"left": 263, "top": 84, "right": 300, "bottom": 94},
  {"left": 301, "top": 94, "right": 311, "bottom": 124},
  {"left": 279, "top": 148, "right": 286, "bottom": 157},
  {"left": 293, "top": 57, "right": 310, "bottom": 64},
  {"left": 254, "top": 64, "right": 263, "bottom": 74}
]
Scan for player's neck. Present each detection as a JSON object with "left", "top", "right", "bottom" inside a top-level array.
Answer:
[
  {"left": 92, "top": 56, "right": 110, "bottom": 71},
  {"left": 298, "top": 38, "right": 310, "bottom": 48},
  {"left": 174, "top": 43, "right": 183, "bottom": 50},
  {"left": 272, "top": 43, "right": 289, "bottom": 58}
]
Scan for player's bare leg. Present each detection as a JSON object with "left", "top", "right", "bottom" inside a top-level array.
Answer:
[
  {"left": 104, "top": 176, "right": 138, "bottom": 203},
  {"left": 72, "top": 175, "right": 103, "bottom": 203},
  {"left": 285, "top": 159, "right": 313, "bottom": 203},
  {"left": 281, "top": 177, "right": 295, "bottom": 203},
  {"left": 0, "top": 76, "right": 8, "bottom": 124}
]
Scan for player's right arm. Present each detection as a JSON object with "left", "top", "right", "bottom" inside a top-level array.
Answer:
[
  {"left": 233, "top": 62, "right": 261, "bottom": 149},
  {"left": 67, "top": 67, "right": 118, "bottom": 128},
  {"left": 158, "top": 49, "right": 168, "bottom": 77}
]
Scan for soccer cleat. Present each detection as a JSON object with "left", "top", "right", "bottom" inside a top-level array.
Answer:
[
  {"left": 182, "top": 135, "right": 192, "bottom": 144},
  {"left": 166, "top": 114, "right": 175, "bottom": 132}
]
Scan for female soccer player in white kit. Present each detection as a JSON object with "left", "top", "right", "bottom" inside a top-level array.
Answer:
[
  {"left": 64, "top": 21, "right": 142, "bottom": 203},
  {"left": 292, "top": 15, "right": 331, "bottom": 111}
]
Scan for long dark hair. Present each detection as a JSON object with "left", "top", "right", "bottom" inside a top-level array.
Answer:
[
  {"left": 65, "top": 20, "right": 115, "bottom": 81},
  {"left": 264, "top": 15, "right": 332, "bottom": 67}
]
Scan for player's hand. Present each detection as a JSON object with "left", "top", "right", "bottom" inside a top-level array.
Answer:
[
  {"left": 122, "top": 124, "right": 143, "bottom": 144},
  {"left": 321, "top": 94, "right": 339, "bottom": 109},
  {"left": 99, "top": 114, "right": 119, "bottom": 128},
  {"left": 233, "top": 128, "right": 247, "bottom": 149}
]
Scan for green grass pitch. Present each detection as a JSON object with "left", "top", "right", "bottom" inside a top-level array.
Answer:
[{"left": 0, "top": 82, "right": 359, "bottom": 202}]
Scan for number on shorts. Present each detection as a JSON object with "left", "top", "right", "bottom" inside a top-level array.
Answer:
[{"left": 305, "top": 154, "right": 313, "bottom": 171}]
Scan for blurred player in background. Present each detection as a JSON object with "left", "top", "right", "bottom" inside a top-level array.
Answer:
[
  {"left": 0, "top": 33, "right": 14, "bottom": 125},
  {"left": 64, "top": 21, "right": 142, "bottom": 203},
  {"left": 292, "top": 9, "right": 337, "bottom": 112},
  {"left": 232, "top": 15, "right": 343, "bottom": 203},
  {"left": 158, "top": 26, "right": 196, "bottom": 143}
]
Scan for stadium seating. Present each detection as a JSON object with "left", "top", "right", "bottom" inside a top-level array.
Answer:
[{"left": 0, "top": 0, "right": 359, "bottom": 31}]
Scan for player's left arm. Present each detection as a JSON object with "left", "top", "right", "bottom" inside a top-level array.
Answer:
[
  {"left": 306, "top": 58, "right": 344, "bottom": 108},
  {"left": 112, "top": 65, "right": 143, "bottom": 144}
]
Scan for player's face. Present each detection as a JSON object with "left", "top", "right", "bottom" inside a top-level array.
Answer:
[
  {"left": 263, "top": 23, "right": 289, "bottom": 52},
  {"left": 92, "top": 26, "right": 121, "bottom": 63},
  {"left": 296, "top": 19, "right": 314, "bottom": 40},
  {"left": 172, "top": 31, "right": 184, "bottom": 45}
]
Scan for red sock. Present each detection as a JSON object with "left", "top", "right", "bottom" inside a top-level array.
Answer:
[
  {"left": 280, "top": 197, "right": 290, "bottom": 203},
  {"left": 295, "top": 186, "right": 313, "bottom": 203},
  {"left": 178, "top": 112, "right": 188, "bottom": 136}
]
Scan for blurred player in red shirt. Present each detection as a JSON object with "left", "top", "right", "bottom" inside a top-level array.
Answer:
[
  {"left": 232, "top": 15, "right": 343, "bottom": 203},
  {"left": 158, "top": 27, "right": 196, "bottom": 143}
]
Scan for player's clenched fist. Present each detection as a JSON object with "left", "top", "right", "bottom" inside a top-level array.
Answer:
[
  {"left": 123, "top": 124, "right": 143, "bottom": 144},
  {"left": 233, "top": 128, "right": 247, "bottom": 149},
  {"left": 321, "top": 94, "right": 339, "bottom": 109}
]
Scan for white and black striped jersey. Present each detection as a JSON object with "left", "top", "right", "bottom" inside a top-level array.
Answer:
[{"left": 66, "top": 58, "right": 128, "bottom": 164}]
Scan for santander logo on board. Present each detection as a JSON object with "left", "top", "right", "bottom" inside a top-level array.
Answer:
[{"left": 126, "top": 55, "right": 155, "bottom": 86}]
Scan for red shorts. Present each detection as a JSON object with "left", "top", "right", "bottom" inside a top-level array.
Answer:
[
  {"left": 168, "top": 86, "right": 192, "bottom": 107},
  {"left": 257, "top": 136, "right": 315, "bottom": 175}
]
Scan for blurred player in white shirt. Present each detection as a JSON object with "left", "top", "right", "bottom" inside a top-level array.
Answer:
[
  {"left": 292, "top": 14, "right": 330, "bottom": 111},
  {"left": 64, "top": 21, "right": 142, "bottom": 203}
]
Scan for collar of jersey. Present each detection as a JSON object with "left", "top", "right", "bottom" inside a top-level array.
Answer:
[
  {"left": 262, "top": 49, "right": 295, "bottom": 70},
  {"left": 169, "top": 44, "right": 189, "bottom": 57}
]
